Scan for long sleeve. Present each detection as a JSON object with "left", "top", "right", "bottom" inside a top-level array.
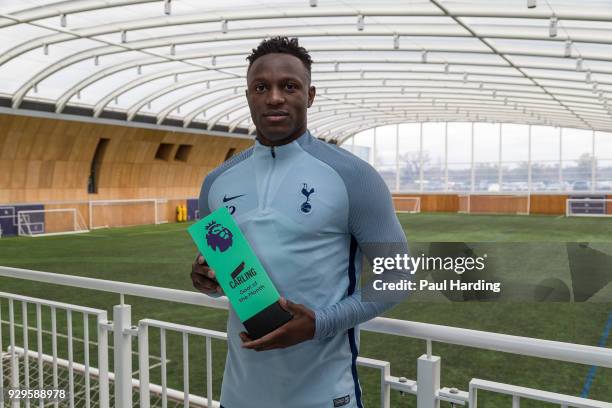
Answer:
[{"left": 313, "top": 158, "right": 410, "bottom": 339}]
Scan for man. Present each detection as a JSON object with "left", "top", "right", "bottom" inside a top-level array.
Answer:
[{"left": 191, "top": 37, "right": 408, "bottom": 408}]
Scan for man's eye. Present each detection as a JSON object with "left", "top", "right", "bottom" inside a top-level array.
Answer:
[
  {"left": 285, "top": 83, "right": 296, "bottom": 91},
  {"left": 255, "top": 84, "right": 266, "bottom": 92}
]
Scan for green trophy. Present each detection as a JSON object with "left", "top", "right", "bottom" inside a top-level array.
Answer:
[{"left": 188, "top": 207, "right": 292, "bottom": 339}]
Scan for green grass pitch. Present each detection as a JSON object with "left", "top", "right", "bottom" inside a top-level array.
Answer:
[{"left": 1, "top": 213, "right": 611, "bottom": 407}]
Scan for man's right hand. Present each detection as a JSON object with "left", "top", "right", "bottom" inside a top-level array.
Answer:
[{"left": 191, "top": 254, "right": 224, "bottom": 295}]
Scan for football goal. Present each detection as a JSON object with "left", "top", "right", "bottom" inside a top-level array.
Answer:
[
  {"left": 17, "top": 208, "right": 88, "bottom": 237},
  {"left": 458, "top": 194, "right": 530, "bottom": 215},
  {"left": 88, "top": 199, "right": 168, "bottom": 230},
  {"left": 392, "top": 196, "right": 421, "bottom": 213},
  {"left": 566, "top": 198, "right": 612, "bottom": 217}
]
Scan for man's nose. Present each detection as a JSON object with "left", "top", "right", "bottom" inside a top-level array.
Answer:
[{"left": 266, "top": 87, "right": 285, "bottom": 105}]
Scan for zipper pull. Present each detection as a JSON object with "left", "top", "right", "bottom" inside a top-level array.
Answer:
[{"left": 271, "top": 145, "right": 276, "bottom": 158}]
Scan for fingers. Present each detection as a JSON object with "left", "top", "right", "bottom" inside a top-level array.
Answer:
[
  {"left": 278, "top": 297, "right": 299, "bottom": 316},
  {"left": 191, "top": 255, "right": 221, "bottom": 295},
  {"left": 241, "top": 328, "right": 287, "bottom": 352},
  {"left": 192, "top": 261, "right": 217, "bottom": 280},
  {"left": 190, "top": 272, "right": 217, "bottom": 293}
]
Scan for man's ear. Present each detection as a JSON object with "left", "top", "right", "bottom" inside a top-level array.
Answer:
[{"left": 307, "top": 85, "right": 316, "bottom": 108}]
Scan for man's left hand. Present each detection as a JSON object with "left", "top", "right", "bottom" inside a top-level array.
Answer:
[{"left": 240, "top": 297, "right": 315, "bottom": 351}]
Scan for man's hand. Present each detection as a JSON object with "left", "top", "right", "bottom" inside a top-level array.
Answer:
[
  {"left": 191, "top": 254, "right": 224, "bottom": 295},
  {"left": 240, "top": 297, "right": 315, "bottom": 351}
]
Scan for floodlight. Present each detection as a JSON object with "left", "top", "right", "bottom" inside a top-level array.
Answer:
[
  {"left": 576, "top": 58, "right": 583, "bottom": 71},
  {"left": 549, "top": 16, "right": 558, "bottom": 38},
  {"left": 357, "top": 15, "right": 364, "bottom": 31}
]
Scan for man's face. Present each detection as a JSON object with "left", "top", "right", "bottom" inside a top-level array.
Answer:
[{"left": 246, "top": 53, "right": 316, "bottom": 145}]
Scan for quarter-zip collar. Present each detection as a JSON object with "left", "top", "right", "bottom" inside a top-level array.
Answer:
[
  {"left": 253, "top": 130, "right": 312, "bottom": 160},
  {"left": 252, "top": 130, "right": 311, "bottom": 212}
]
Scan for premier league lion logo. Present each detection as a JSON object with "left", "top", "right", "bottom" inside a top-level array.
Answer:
[{"left": 205, "top": 220, "right": 233, "bottom": 252}]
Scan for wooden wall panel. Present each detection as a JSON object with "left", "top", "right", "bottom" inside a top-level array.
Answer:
[
  {"left": 0, "top": 113, "right": 253, "bottom": 204},
  {"left": 529, "top": 195, "right": 568, "bottom": 215},
  {"left": 392, "top": 194, "right": 572, "bottom": 215},
  {"left": 393, "top": 194, "right": 459, "bottom": 212}
]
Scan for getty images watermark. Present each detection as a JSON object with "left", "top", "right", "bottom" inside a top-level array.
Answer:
[
  {"left": 362, "top": 242, "right": 612, "bottom": 303},
  {"left": 370, "top": 252, "right": 500, "bottom": 293}
]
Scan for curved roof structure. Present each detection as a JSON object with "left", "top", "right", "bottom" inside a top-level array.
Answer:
[{"left": 1, "top": 0, "right": 611, "bottom": 143}]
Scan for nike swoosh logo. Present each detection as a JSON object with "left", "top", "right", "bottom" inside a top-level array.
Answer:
[{"left": 223, "top": 194, "right": 245, "bottom": 203}]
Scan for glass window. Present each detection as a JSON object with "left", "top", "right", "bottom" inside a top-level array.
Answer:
[
  {"left": 595, "top": 131, "right": 612, "bottom": 191},
  {"left": 474, "top": 123, "right": 501, "bottom": 191},
  {"left": 374, "top": 125, "right": 398, "bottom": 191},
  {"left": 562, "top": 128, "right": 593, "bottom": 192},
  {"left": 398, "top": 123, "right": 421, "bottom": 191},
  {"left": 500, "top": 124, "right": 529, "bottom": 192},
  {"left": 447, "top": 122, "right": 471, "bottom": 164},
  {"left": 352, "top": 129, "right": 374, "bottom": 164},
  {"left": 421, "top": 123, "right": 445, "bottom": 191},
  {"left": 448, "top": 163, "right": 471, "bottom": 192}
]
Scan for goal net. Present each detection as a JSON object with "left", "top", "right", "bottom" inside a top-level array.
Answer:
[
  {"left": 392, "top": 197, "right": 421, "bottom": 213},
  {"left": 566, "top": 198, "right": 612, "bottom": 217},
  {"left": 88, "top": 199, "right": 168, "bottom": 230},
  {"left": 17, "top": 209, "right": 88, "bottom": 237},
  {"left": 458, "top": 194, "right": 530, "bottom": 215}
]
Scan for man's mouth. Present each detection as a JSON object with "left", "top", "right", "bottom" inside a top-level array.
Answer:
[{"left": 263, "top": 111, "right": 289, "bottom": 123}]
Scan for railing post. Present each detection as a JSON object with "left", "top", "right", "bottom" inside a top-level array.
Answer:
[
  {"left": 417, "top": 354, "right": 440, "bottom": 408},
  {"left": 9, "top": 347, "right": 20, "bottom": 408},
  {"left": 381, "top": 361, "right": 391, "bottom": 408},
  {"left": 138, "top": 322, "right": 150, "bottom": 408},
  {"left": 113, "top": 304, "right": 133, "bottom": 408},
  {"left": 97, "top": 313, "right": 110, "bottom": 408}
]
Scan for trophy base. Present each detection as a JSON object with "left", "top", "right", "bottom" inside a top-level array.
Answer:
[{"left": 243, "top": 301, "right": 293, "bottom": 339}]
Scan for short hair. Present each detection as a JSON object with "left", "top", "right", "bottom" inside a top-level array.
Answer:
[{"left": 246, "top": 37, "right": 313, "bottom": 77}]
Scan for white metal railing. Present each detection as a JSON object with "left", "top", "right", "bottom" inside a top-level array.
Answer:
[
  {"left": 1, "top": 265, "right": 611, "bottom": 408},
  {"left": 0, "top": 290, "right": 109, "bottom": 408}
]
